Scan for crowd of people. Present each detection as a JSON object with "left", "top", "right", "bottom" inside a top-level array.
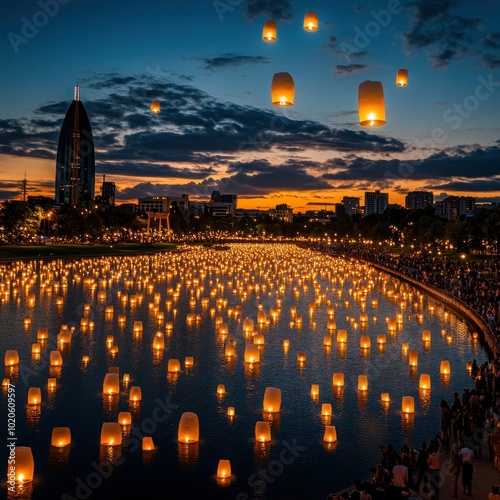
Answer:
[{"left": 317, "top": 244, "right": 500, "bottom": 499}]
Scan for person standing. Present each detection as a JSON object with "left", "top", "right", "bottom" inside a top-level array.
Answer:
[
  {"left": 460, "top": 444, "right": 474, "bottom": 495},
  {"left": 427, "top": 440, "right": 443, "bottom": 499},
  {"left": 448, "top": 439, "right": 462, "bottom": 499}
]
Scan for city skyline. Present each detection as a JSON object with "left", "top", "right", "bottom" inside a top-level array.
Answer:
[{"left": 1, "top": 0, "right": 500, "bottom": 211}]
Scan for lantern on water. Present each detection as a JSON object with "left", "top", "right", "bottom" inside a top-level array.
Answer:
[
  {"left": 381, "top": 392, "right": 390, "bottom": 403},
  {"left": 440, "top": 360, "right": 451, "bottom": 375},
  {"left": 422, "top": 330, "right": 431, "bottom": 342},
  {"left": 419, "top": 374, "right": 431, "bottom": 390},
  {"left": 185, "top": 356, "right": 194, "bottom": 368},
  {"left": 152, "top": 335, "right": 164, "bottom": 350},
  {"left": 360, "top": 312, "right": 369, "bottom": 323},
  {"left": 28, "top": 387, "right": 41, "bottom": 405},
  {"left": 217, "top": 459, "right": 232, "bottom": 479},
  {"left": 227, "top": 407, "right": 235, "bottom": 417},
  {"left": 178, "top": 412, "right": 199, "bottom": 443},
  {"left": 253, "top": 334, "right": 265, "bottom": 345},
  {"left": 336, "top": 330, "right": 347, "bottom": 343},
  {"left": 167, "top": 359, "right": 181, "bottom": 373},
  {"left": 263, "top": 387, "right": 281, "bottom": 413},
  {"left": 100, "top": 422, "right": 122, "bottom": 446},
  {"left": 10, "top": 446, "right": 34, "bottom": 483},
  {"left": 255, "top": 421, "right": 271, "bottom": 442},
  {"left": 5, "top": 350, "right": 19, "bottom": 366},
  {"left": 262, "top": 20, "right": 277, "bottom": 42},
  {"left": 358, "top": 80, "right": 386, "bottom": 127},
  {"left": 327, "top": 319, "right": 336, "bottom": 331},
  {"left": 225, "top": 344, "right": 235, "bottom": 357},
  {"left": 396, "top": 68, "right": 408, "bottom": 86},
  {"left": 150, "top": 100, "right": 160, "bottom": 114},
  {"left": 332, "top": 373, "right": 344, "bottom": 387},
  {"left": 217, "top": 384, "right": 226, "bottom": 396},
  {"left": 311, "top": 384, "right": 319, "bottom": 397},
  {"left": 303, "top": 11, "right": 318, "bottom": 31},
  {"left": 244, "top": 344, "right": 260, "bottom": 363},
  {"left": 402, "top": 396, "right": 415, "bottom": 414},
  {"left": 271, "top": 72, "right": 295, "bottom": 106},
  {"left": 401, "top": 342, "right": 409, "bottom": 354},
  {"left": 51, "top": 427, "right": 71, "bottom": 447},
  {"left": 32, "top": 343, "right": 41, "bottom": 354},
  {"left": 133, "top": 321, "right": 143, "bottom": 333},
  {"left": 323, "top": 336, "right": 332, "bottom": 346},
  {"left": 103, "top": 373, "right": 120, "bottom": 395},
  {"left": 377, "top": 335, "right": 386, "bottom": 345},
  {"left": 50, "top": 351, "right": 63, "bottom": 366},
  {"left": 283, "top": 339, "right": 290, "bottom": 350},
  {"left": 129, "top": 386, "right": 142, "bottom": 402},
  {"left": 321, "top": 403, "right": 332, "bottom": 416},
  {"left": 466, "top": 361, "right": 472, "bottom": 372},
  {"left": 360, "top": 335, "right": 371, "bottom": 349},
  {"left": 47, "top": 378, "right": 56, "bottom": 390},
  {"left": 323, "top": 426, "right": 337, "bottom": 443},
  {"left": 408, "top": 349, "right": 418, "bottom": 367},
  {"left": 118, "top": 411, "right": 132, "bottom": 426},
  {"left": 358, "top": 375, "right": 368, "bottom": 391},
  {"left": 297, "top": 352, "right": 306, "bottom": 363},
  {"left": 37, "top": 327, "right": 48, "bottom": 341},
  {"left": 142, "top": 437, "right": 155, "bottom": 451}
]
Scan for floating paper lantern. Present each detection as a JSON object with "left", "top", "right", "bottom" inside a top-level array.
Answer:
[
  {"left": 133, "top": 321, "right": 143, "bottom": 333},
  {"left": 244, "top": 344, "right": 260, "bottom": 363},
  {"left": 371, "top": 298, "right": 378, "bottom": 308},
  {"left": 2, "top": 378, "right": 10, "bottom": 387},
  {"left": 376, "top": 335, "right": 386, "bottom": 344},
  {"left": 263, "top": 387, "right": 281, "bottom": 412},
  {"left": 360, "top": 335, "right": 371, "bottom": 349},
  {"left": 401, "top": 343, "right": 409, "bottom": 354},
  {"left": 100, "top": 422, "right": 122, "bottom": 446},
  {"left": 327, "top": 319, "right": 336, "bottom": 331},
  {"left": 358, "top": 80, "right": 386, "bottom": 127},
  {"left": 422, "top": 330, "right": 431, "bottom": 342},
  {"left": 4, "top": 350, "right": 19, "bottom": 366},
  {"left": 51, "top": 427, "right": 71, "bottom": 447},
  {"left": 11, "top": 446, "right": 34, "bottom": 483},
  {"left": 303, "top": 11, "right": 318, "bottom": 31},
  {"left": 332, "top": 373, "right": 344, "bottom": 387},
  {"left": 142, "top": 437, "right": 155, "bottom": 451},
  {"left": 150, "top": 100, "right": 160, "bottom": 114},
  {"left": 323, "top": 336, "right": 332, "bottom": 346},
  {"left": 271, "top": 72, "right": 295, "bottom": 106},
  {"left": 396, "top": 68, "right": 408, "bottom": 86},
  {"left": 152, "top": 334, "right": 165, "bottom": 350},
  {"left": 336, "top": 330, "right": 347, "bottom": 343},
  {"left": 262, "top": 20, "right": 277, "bottom": 41},
  {"left": 27, "top": 387, "right": 41, "bottom": 405},
  {"left": 358, "top": 375, "right": 368, "bottom": 391},
  {"left": 311, "top": 384, "right": 319, "bottom": 397},
  {"left": 408, "top": 349, "right": 418, "bottom": 367},
  {"left": 323, "top": 425, "right": 337, "bottom": 443},
  {"left": 31, "top": 343, "right": 41, "bottom": 354},
  {"left": 440, "top": 360, "right": 451, "bottom": 375},
  {"left": 185, "top": 356, "right": 194, "bottom": 368},
  {"left": 217, "top": 459, "right": 232, "bottom": 480},
  {"left": 103, "top": 373, "right": 120, "bottom": 395},
  {"left": 253, "top": 334, "right": 265, "bottom": 345},
  {"left": 381, "top": 392, "right": 390, "bottom": 403},
  {"left": 47, "top": 378, "right": 56, "bottom": 390},
  {"left": 321, "top": 403, "right": 332, "bottom": 416},
  {"left": 255, "top": 421, "right": 271, "bottom": 442},
  {"left": 360, "top": 312, "right": 369, "bottom": 323},
  {"left": 82, "top": 355, "right": 90, "bottom": 364},
  {"left": 105, "top": 305, "right": 113, "bottom": 315},
  {"left": 242, "top": 317, "right": 254, "bottom": 333},
  {"left": 167, "top": 359, "right": 181, "bottom": 373},
  {"left": 217, "top": 384, "right": 226, "bottom": 396},
  {"left": 419, "top": 374, "right": 431, "bottom": 390},
  {"left": 283, "top": 339, "right": 290, "bottom": 350},
  {"left": 227, "top": 407, "right": 235, "bottom": 417},
  {"left": 178, "top": 412, "right": 199, "bottom": 443},
  {"left": 49, "top": 350, "right": 63, "bottom": 366},
  {"left": 225, "top": 344, "right": 236, "bottom": 357},
  {"left": 118, "top": 411, "right": 132, "bottom": 426},
  {"left": 466, "top": 361, "right": 472, "bottom": 372},
  {"left": 129, "top": 386, "right": 142, "bottom": 401},
  {"left": 122, "top": 374, "right": 130, "bottom": 384},
  {"left": 297, "top": 352, "right": 306, "bottom": 363},
  {"left": 402, "top": 396, "right": 415, "bottom": 413}
]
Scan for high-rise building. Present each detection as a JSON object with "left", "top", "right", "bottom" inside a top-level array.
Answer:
[
  {"left": 364, "top": 190, "right": 388, "bottom": 215},
  {"left": 210, "top": 191, "right": 237, "bottom": 216},
  {"left": 405, "top": 191, "right": 433, "bottom": 210},
  {"left": 435, "top": 196, "right": 476, "bottom": 219},
  {"left": 100, "top": 175, "right": 116, "bottom": 206},
  {"left": 342, "top": 196, "right": 360, "bottom": 216},
  {"left": 55, "top": 86, "right": 95, "bottom": 206},
  {"left": 269, "top": 204, "right": 294, "bottom": 223}
]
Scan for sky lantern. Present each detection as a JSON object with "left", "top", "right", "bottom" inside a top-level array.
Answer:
[
  {"left": 4, "top": 350, "right": 19, "bottom": 366},
  {"left": 103, "top": 373, "right": 120, "bottom": 395},
  {"left": 332, "top": 373, "right": 344, "bottom": 387},
  {"left": 440, "top": 360, "right": 451, "bottom": 375},
  {"left": 422, "top": 330, "right": 431, "bottom": 342},
  {"left": 358, "top": 80, "right": 386, "bottom": 127},
  {"left": 129, "top": 386, "right": 142, "bottom": 402},
  {"left": 118, "top": 411, "right": 132, "bottom": 426},
  {"left": 167, "top": 359, "right": 181, "bottom": 372},
  {"left": 323, "top": 426, "right": 337, "bottom": 443},
  {"left": 408, "top": 349, "right": 418, "bottom": 367},
  {"left": 303, "top": 11, "right": 318, "bottom": 31},
  {"left": 359, "top": 335, "right": 371, "bottom": 349},
  {"left": 178, "top": 412, "right": 199, "bottom": 443},
  {"left": 100, "top": 422, "right": 122, "bottom": 446},
  {"left": 51, "top": 427, "right": 71, "bottom": 448},
  {"left": 381, "top": 393, "right": 390, "bottom": 403},
  {"left": 263, "top": 387, "right": 281, "bottom": 413},
  {"left": 142, "top": 437, "right": 155, "bottom": 451},
  {"left": 321, "top": 403, "right": 332, "bottom": 417},
  {"left": 402, "top": 396, "right": 415, "bottom": 413},
  {"left": 262, "top": 20, "right": 277, "bottom": 42},
  {"left": 150, "top": 100, "right": 160, "bottom": 114},
  {"left": 336, "top": 330, "right": 347, "bottom": 343},
  {"left": 244, "top": 344, "right": 260, "bottom": 363},
  {"left": 396, "top": 68, "right": 408, "bottom": 86},
  {"left": 419, "top": 374, "right": 431, "bottom": 390},
  {"left": 11, "top": 446, "right": 34, "bottom": 483},
  {"left": 27, "top": 387, "right": 41, "bottom": 405},
  {"left": 358, "top": 375, "right": 368, "bottom": 391},
  {"left": 311, "top": 384, "right": 319, "bottom": 397},
  {"left": 217, "top": 459, "right": 232, "bottom": 479},
  {"left": 271, "top": 72, "right": 295, "bottom": 106},
  {"left": 255, "top": 421, "right": 271, "bottom": 442}
]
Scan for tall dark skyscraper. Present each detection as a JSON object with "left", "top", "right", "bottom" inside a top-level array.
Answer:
[{"left": 55, "top": 86, "right": 95, "bottom": 206}]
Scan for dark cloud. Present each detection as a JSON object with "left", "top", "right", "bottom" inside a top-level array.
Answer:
[
  {"left": 334, "top": 64, "right": 368, "bottom": 75},
  {"left": 425, "top": 178, "right": 500, "bottom": 192},
  {"left": 483, "top": 32, "right": 500, "bottom": 49},
  {"left": 97, "top": 162, "right": 215, "bottom": 179},
  {"left": 404, "top": 1, "right": 490, "bottom": 68},
  {"left": 243, "top": 0, "right": 293, "bottom": 21},
  {"left": 483, "top": 53, "right": 500, "bottom": 69},
  {"left": 322, "top": 35, "right": 369, "bottom": 60},
  {"left": 200, "top": 53, "right": 270, "bottom": 71}
]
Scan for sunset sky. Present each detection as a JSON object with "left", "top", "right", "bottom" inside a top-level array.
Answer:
[{"left": 1, "top": 0, "right": 499, "bottom": 211}]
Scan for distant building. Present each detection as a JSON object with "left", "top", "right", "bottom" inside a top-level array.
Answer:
[
  {"left": 100, "top": 177, "right": 116, "bottom": 206},
  {"left": 341, "top": 196, "right": 360, "bottom": 216},
  {"left": 27, "top": 196, "right": 55, "bottom": 209},
  {"left": 434, "top": 196, "right": 476, "bottom": 219},
  {"left": 55, "top": 86, "right": 95, "bottom": 206},
  {"left": 138, "top": 195, "right": 189, "bottom": 213},
  {"left": 210, "top": 191, "right": 237, "bottom": 216},
  {"left": 405, "top": 191, "right": 433, "bottom": 210},
  {"left": 364, "top": 190, "right": 388, "bottom": 215},
  {"left": 268, "top": 204, "right": 293, "bottom": 223}
]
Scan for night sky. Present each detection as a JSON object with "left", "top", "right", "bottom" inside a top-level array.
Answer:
[{"left": 1, "top": 0, "right": 499, "bottom": 210}]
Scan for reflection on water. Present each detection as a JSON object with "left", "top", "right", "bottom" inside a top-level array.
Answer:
[{"left": 0, "top": 244, "right": 488, "bottom": 498}]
